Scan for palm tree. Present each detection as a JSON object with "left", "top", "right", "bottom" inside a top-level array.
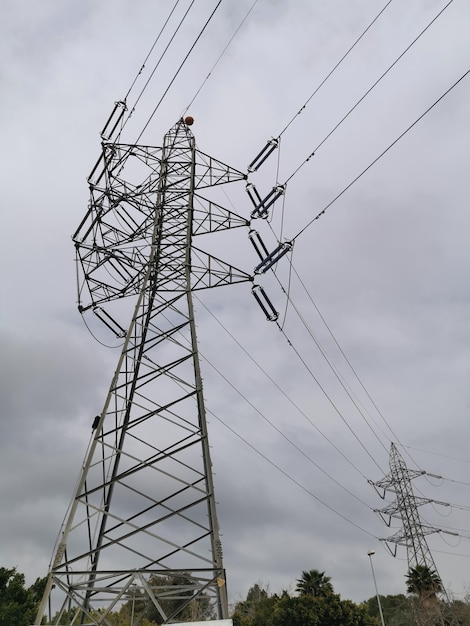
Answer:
[
  {"left": 295, "top": 569, "right": 334, "bottom": 598},
  {"left": 406, "top": 565, "right": 442, "bottom": 600},
  {"left": 406, "top": 565, "right": 443, "bottom": 626}
]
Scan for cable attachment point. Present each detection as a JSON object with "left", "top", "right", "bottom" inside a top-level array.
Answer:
[
  {"left": 247, "top": 183, "right": 286, "bottom": 219},
  {"left": 248, "top": 229, "right": 269, "bottom": 261},
  {"left": 254, "top": 240, "right": 293, "bottom": 274},
  {"left": 252, "top": 284, "right": 278, "bottom": 322},
  {"left": 247, "top": 137, "right": 279, "bottom": 173},
  {"left": 100, "top": 100, "right": 127, "bottom": 141}
]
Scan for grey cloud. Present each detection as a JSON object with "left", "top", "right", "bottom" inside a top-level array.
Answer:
[{"left": 1, "top": 0, "right": 469, "bottom": 607}]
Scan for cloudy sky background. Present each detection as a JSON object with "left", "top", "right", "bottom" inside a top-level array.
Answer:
[{"left": 1, "top": 0, "right": 470, "bottom": 608}]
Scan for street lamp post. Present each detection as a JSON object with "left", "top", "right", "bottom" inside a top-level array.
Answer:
[{"left": 368, "top": 551, "right": 386, "bottom": 626}]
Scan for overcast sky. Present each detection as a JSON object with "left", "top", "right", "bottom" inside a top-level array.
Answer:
[{"left": 1, "top": 0, "right": 470, "bottom": 609}]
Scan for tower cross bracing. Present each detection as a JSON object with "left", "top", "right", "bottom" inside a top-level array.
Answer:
[{"left": 36, "top": 119, "right": 251, "bottom": 625}]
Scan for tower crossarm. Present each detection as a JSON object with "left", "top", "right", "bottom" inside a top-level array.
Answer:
[
  {"left": 192, "top": 195, "right": 249, "bottom": 235},
  {"left": 194, "top": 150, "right": 247, "bottom": 188},
  {"left": 374, "top": 495, "right": 433, "bottom": 524}
]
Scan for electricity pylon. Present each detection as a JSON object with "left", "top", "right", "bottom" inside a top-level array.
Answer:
[
  {"left": 371, "top": 443, "right": 446, "bottom": 581},
  {"left": 35, "top": 116, "right": 252, "bottom": 625}
]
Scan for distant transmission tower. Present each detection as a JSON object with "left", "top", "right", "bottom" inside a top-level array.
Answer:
[
  {"left": 371, "top": 443, "right": 448, "bottom": 581},
  {"left": 35, "top": 114, "right": 252, "bottom": 625}
]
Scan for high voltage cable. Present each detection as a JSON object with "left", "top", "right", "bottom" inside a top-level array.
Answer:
[
  {"left": 421, "top": 471, "right": 470, "bottom": 489},
  {"left": 186, "top": 0, "right": 391, "bottom": 125},
  {"left": 429, "top": 522, "right": 470, "bottom": 537},
  {"left": 243, "top": 11, "right": 466, "bottom": 475},
  {"left": 435, "top": 477, "right": 470, "bottom": 488},
  {"left": 198, "top": 276, "right": 457, "bottom": 525},
  {"left": 194, "top": 294, "right": 372, "bottom": 482},
  {"left": 258, "top": 232, "right": 399, "bottom": 468},
  {"left": 284, "top": 0, "right": 455, "bottom": 184},
  {"left": 275, "top": 323, "right": 385, "bottom": 474},
  {"left": 433, "top": 547, "right": 470, "bottom": 559},
  {"left": 278, "top": 260, "right": 426, "bottom": 473},
  {"left": 292, "top": 66, "right": 470, "bottom": 241},
  {"left": 121, "top": 0, "right": 196, "bottom": 136},
  {"left": 124, "top": 0, "right": 184, "bottom": 101},
  {"left": 262, "top": 231, "right": 393, "bottom": 464},
  {"left": 200, "top": 345, "right": 373, "bottom": 509},
  {"left": 254, "top": 237, "right": 464, "bottom": 498},
  {"left": 445, "top": 502, "right": 470, "bottom": 513},
  {"left": 159, "top": 300, "right": 376, "bottom": 524},
  {"left": 206, "top": 405, "right": 377, "bottom": 538},
  {"left": 290, "top": 264, "right": 403, "bottom": 445},
  {"left": 120, "top": 0, "right": 262, "bottom": 139},
  {"left": 271, "top": 268, "right": 390, "bottom": 461},
  {"left": 255, "top": 222, "right": 393, "bottom": 467},
  {"left": 135, "top": 0, "right": 223, "bottom": 143},
  {"left": 194, "top": 216, "right": 389, "bottom": 478},
  {"left": 196, "top": 300, "right": 468, "bottom": 545},
  {"left": 194, "top": 253, "right": 389, "bottom": 480},
  {"left": 239, "top": 0, "right": 460, "bottom": 478},
  {"left": 401, "top": 444, "right": 470, "bottom": 466},
  {"left": 277, "top": 0, "right": 394, "bottom": 138},
  {"left": 184, "top": 0, "right": 261, "bottom": 114}
]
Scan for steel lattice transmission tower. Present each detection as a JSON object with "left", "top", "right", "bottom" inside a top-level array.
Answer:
[
  {"left": 35, "top": 116, "right": 252, "bottom": 625},
  {"left": 371, "top": 443, "right": 445, "bottom": 576}
]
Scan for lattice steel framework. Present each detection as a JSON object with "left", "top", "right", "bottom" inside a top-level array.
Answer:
[
  {"left": 35, "top": 118, "right": 251, "bottom": 625},
  {"left": 372, "top": 443, "right": 442, "bottom": 573}
]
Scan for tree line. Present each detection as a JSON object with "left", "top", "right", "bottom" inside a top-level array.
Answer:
[
  {"left": 1, "top": 565, "right": 469, "bottom": 625},
  {"left": 233, "top": 567, "right": 470, "bottom": 626}
]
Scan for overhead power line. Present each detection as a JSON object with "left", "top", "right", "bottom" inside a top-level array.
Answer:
[
  {"left": 184, "top": 0, "right": 262, "bottom": 113},
  {"left": 195, "top": 294, "right": 376, "bottom": 485},
  {"left": 201, "top": 345, "right": 373, "bottom": 509},
  {"left": 207, "top": 405, "right": 377, "bottom": 538},
  {"left": 290, "top": 264, "right": 405, "bottom": 446},
  {"left": 271, "top": 269, "right": 390, "bottom": 458},
  {"left": 401, "top": 444, "right": 470, "bottom": 466},
  {"left": 278, "top": 0, "right": 395, "bottom": 138},
  {"left": 267, "top": 255, "right": 429, "bottom": 476},
  {"left": 276, "top": 322, "right": 385, "bottom": 475},
  {"left": 124, "top": 0, "right": 184, "bottom": 101},
  {"left": 136, "top": 0, "right": 224, "bottom": 142},
  {"left": 292, "top": 66, "right": 470, "bottom": 241},
  {"left": 121, "top": 0, "right": 197, "bottom": 136},
  {"left": 284, "top": 0, "right": 454, "bottom": 184}
]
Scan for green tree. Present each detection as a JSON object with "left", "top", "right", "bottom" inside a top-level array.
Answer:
[
  {"left": 363, "top": 593, "right": 413, "bottom": 626},
  {"left": 0, "top": 567, "right": 46, "bottom": 626},
  {"left": 440, "top": 597, "right": 470, "bottom": 626},
  {"left": 233, "top": 584, "right": 277, "bottom": 626},
  {"left": 233, "top": 571, "right": 378, "bottom": 626},
  {"left": 275, "top": 590, "right": 377, "bottom": 626},
  {"left": 296, "top": 569, "right": 334, "bottom": 598},
  {"left": 116, "top": 573, "right": 209, "bottom": 624},
  {"left": 406, "top": 565, "right": 444, "bottom": 626},
  {"left": 406, "top": 566, "right": 443, "bottom": 600}
]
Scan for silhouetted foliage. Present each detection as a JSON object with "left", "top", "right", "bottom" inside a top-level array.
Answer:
[
  {"left": 295, "top": 570, "right": 334, "bottom": 598},
  {"left": 406, "top": 566, "right": 442, "bottom": 600},
  {"left": 0, "top": 567, "right": 46, "bottom": 626},
  {"left": 363, "top": 593, "right": 414, "bottom": 626},
  {"left": 233, "top": 573, "right": 376, "bottom": 626},
  {"left": 233, "top": 583, "right": 277, "bottom": 626}
]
